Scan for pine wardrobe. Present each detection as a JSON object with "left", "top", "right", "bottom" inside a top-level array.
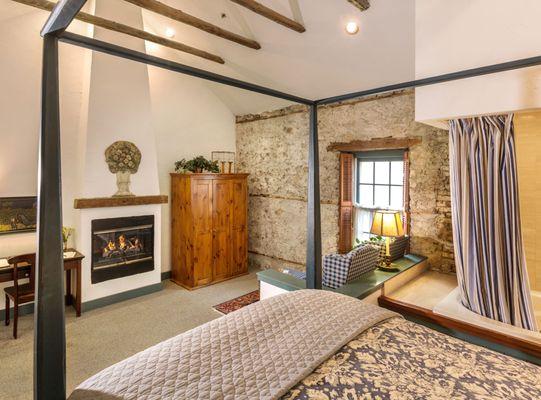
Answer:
[{"left": 170, "top": 173, "right": 249, "bottom": 289}]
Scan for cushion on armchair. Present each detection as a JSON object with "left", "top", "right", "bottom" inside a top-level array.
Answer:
[
  {"left": 371, "top": 236, "right": 409, "bottom": 264},
  {"left": 346, "top": 244, "right": 381, "bottom": 281}
]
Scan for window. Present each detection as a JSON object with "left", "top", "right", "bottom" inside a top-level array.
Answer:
[{"left": 354, "top": 150, "right": 405, "bottom": 241}]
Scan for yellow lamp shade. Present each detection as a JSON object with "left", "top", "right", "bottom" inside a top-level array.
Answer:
[{"left": 370, "top": 210, "right": 404, "bottom": 237}]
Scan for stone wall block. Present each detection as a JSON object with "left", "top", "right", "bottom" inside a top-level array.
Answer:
[{"left": 237, "top": 91, "right": 455, "bottom": 273}]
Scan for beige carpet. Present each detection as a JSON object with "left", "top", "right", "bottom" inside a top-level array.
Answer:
[
  {"left": 0, "top": 269, "right": 260, "bottom": 400},
  {"left": 387, "top": 270, "right": 458, "bottom": 310}
]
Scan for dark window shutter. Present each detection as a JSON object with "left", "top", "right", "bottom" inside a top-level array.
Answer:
[{"left": 338, "top": 153, "right": 354, "bottom": 253}]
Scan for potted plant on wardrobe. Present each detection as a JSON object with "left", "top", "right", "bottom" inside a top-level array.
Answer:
[{"left": 174, "top": 156, "right": 220, "bottom": 173}]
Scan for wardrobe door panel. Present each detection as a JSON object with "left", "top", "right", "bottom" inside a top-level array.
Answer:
[
  {"left": 192, "top": 180, "right": 213, "bottom": 285},
  {"left": 193, "top": 231, "right": 212, "bottom": 286},
  {"left": 230, "top": 227, "right": 248, "bottom": 275},
  {"left": 172, "top": 176, "right": 192, "bottom": 285},
  {"left": 212, "top": 179, "right": 232, "bottom": 281}
]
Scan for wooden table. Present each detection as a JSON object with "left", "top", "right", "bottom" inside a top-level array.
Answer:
[{"left": 0, "top": 249, "right": 85, "bottom": 317}]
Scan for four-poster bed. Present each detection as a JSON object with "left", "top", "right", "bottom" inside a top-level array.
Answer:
[{"left": 35, "top": 0, "right": 541, "bottom": 398}]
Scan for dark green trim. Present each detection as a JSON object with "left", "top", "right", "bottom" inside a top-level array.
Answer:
[
  {"left": 82, "top": 282, "right": 163, "bottom": 313},
  {"left": 257, "top": 254, "right": 427, "bottom": 300},
  {"left": 0, "top": 282, "right": 163, "bottom": 321},
  {"left": 161, "top": 271, "right": 172, "bottom": 281},
  {"left": 402, "top": 314, "right": 541, "bottom": 366},
  {"left": 258, "top": 269, "right": 306, "bottom": 292},
  {"left": 0, "top": 302, "right": 34, "bottom": 322}
]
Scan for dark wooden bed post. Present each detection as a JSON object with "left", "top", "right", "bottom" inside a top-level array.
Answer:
[
  {"left": 37, "top": 2, "right": 87, "bottom": 399},
  {"left": 306, "top": 104, "right": 322, "bottom": 289},
  {"left": 35, "top": 34, "right": 66, "bottom": 399}
]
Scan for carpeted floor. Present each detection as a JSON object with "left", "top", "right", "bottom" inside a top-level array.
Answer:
[{"left": 0, "top": 269, "right": 260, "bottom": 400}]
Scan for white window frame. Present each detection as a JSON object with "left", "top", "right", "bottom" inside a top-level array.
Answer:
[{"left": 353, "top": 150, "right": 405, "bottom": 241}]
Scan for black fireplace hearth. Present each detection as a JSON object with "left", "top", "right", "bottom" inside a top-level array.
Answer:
[{"left": 91, "top": 215, "right": 154, "bottom": 283}]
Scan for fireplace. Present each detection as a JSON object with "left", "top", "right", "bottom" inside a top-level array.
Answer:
[{"left": 91, "top": 215, "right": 154, "bottom": 283}]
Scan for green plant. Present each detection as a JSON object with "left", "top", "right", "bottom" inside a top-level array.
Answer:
[
  {"left": 352, "top": 235, "right": 384, "bottom": 250},
  {"left": 368, "top": 235, "right": 384, "bottom": 243},
  {"left": 175, "top": 156, "right": 219, "bottom": 173}
]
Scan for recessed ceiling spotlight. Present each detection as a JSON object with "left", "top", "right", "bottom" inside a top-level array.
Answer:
[
  {"left": 345, "top": 21, "right": 359, "bottom": 35},
  {"left": 165, "top": 27, "right": 176, "bottom": 38}
]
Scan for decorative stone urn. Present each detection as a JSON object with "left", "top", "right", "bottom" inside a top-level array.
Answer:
[{"left": 104, "top": 141, "right": 142, "bottom": 197}]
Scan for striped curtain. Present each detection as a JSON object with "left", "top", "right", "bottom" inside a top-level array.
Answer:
[{"left": 449, "top": 114, "right": 538, "bottom": 332}]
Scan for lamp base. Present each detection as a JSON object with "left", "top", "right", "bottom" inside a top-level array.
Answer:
[
  {"left": 378, "top": 255, "right": 399, "bottom": 272},
  {"left": 378, "top": 265, "right": 400, "bottom": 272}
]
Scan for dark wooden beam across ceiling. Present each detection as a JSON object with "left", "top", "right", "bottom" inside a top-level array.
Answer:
[
  {"left": 123, "top": 0, "right": 261, "bottom": 50},
  {"left": 327, "top": 137, "right": 422, "bottom": 152},
  {"left": 230, "top": 0, "right": 305, "bottom": 33},
  {"left": 14, "top": 0, "right": 225, "bottom": 64},
  {"left": 347, "top": 0, "right": 370, "bottom": 11}
]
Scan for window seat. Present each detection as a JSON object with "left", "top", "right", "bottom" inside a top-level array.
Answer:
[{"left": 257, "top": 254, "right": 427, "bottom": 303}]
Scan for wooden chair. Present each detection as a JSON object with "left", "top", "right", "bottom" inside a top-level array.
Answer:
[{"left": 4, "top": 253, "right": 35, "bottom": 339}]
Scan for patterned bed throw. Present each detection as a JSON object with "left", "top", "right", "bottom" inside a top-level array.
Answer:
[
  {"left": 284, "top": 318, "right": 541, "bottom": 400},
  {"left": 68, "top": 290, "right": 397, "bottom": 400}
]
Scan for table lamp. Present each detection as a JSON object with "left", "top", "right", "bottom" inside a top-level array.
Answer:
[{"left": 370, "top": 210, "right": 404, "bottom": 272}]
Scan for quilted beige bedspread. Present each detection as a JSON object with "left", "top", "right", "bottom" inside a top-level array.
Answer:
[{"left": 68, "top": 290, "right": 397, "bottom": 400}]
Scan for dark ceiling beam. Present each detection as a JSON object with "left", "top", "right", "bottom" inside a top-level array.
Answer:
[
  {"left": 230, "top": 0, "right": 305, "bottom": 33},
  {"left": 58, "top": 32, "right": 313, "bottom": 104},
  {"left": 346, "top": 0, "right": 370, "bottom": 11},
  {"left": 40, "top": 0, "right": 86, "bottom": 35},
  {"left": 14, "top": 0, "right": 225, "bottom": 64},
  {"left": 123, "top": 0, "right": 261, "bottom": 50}
]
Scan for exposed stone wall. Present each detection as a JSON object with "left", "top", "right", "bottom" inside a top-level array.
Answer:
[{"left": 236, "top": 90, "right": 455, "bottom": 274}]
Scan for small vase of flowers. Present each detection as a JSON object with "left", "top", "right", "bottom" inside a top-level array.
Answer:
[{"left": 62, "top": 227, "right": 74, "bottom": 251}]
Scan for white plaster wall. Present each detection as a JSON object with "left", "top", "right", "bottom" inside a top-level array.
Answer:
[
  {"left": 73, "top": 1, "right": 162, "bottom": 298},
  {"left": 146, "top": 54, "right": 236, "bottom": 272},
  {"left": 82, "top": 1, "right": 159, "bottom": 198},
  {"left": 0, "top": 8, "right": 89, "bottom": 310},
  {"left": 0, "top": 11, "right": 88, "bottom": 254},
  {"left": 415, "top": 0, "right": 541, "bottom": 124}
]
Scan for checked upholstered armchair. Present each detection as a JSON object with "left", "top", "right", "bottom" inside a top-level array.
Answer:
[
  {"left": 322, "top": 245, "right": 380, "bottom": 288},
  {"left": 284, "top": 244, "right": 380, "bottom": 289}
]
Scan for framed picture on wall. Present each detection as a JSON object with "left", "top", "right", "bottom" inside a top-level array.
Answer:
[{"left": 0, "top": 196, "right": 38, "bottom": 235}]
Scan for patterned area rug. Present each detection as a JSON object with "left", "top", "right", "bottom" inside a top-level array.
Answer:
[{"left": 213, "top": 290, "right": 260, "bottom": 314}]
